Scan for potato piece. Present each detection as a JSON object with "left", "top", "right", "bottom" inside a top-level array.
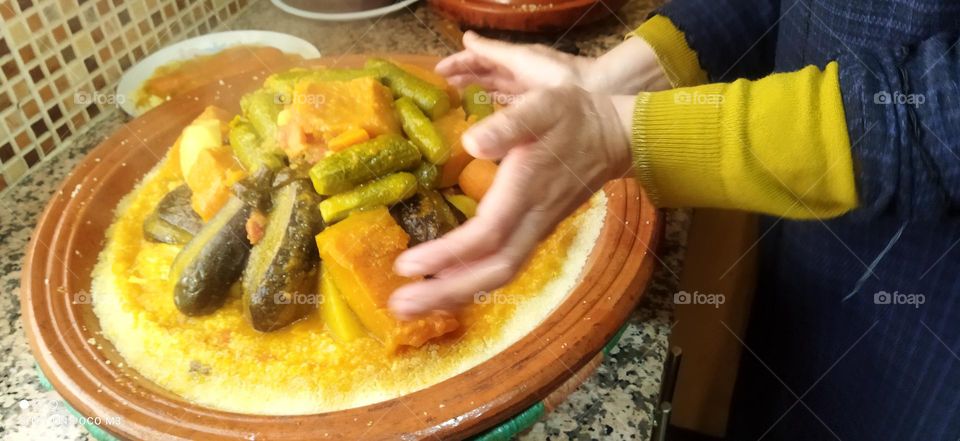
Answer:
[
  {"left": 315, "top": 207, "right": 459, "bottom": 352},
  {"left": 177, "top": 106, "right": 231, "bottom": 179}
]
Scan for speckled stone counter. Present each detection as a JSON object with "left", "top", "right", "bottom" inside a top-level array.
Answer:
[{"left": 1, "top": 2, "right": 683, "bottom": 440}]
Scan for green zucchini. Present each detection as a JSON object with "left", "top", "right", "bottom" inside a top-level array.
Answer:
[
  {"left": 243, "top": 180, "right": 324, "bottom": 332},
  {"left": 171, "top": 197, "right": 252, "bottom": 316},
  {"left": 462, "top": 84, "right": 495, "bottom": 120},
  {"left": 308, "top": 134, "right": 421, "bottom": 195},
  {"left": 390, "top": 188, "right": 460, "bottom": 246},
  {"left": 395, "top": 97, "right": 449, "bottom": 164},
  {"left": 319, "top": 172, "right": 418, "bottom": 224},
  {"left": 228, "top": 116, "right": 284, "bottom": 173},
  {"left": 412, "top": 162, "right": 439, "bottom": 190},
  {"left": 240, "top": 90, "right": 282, "bottom": 152},
  {"left": 365, "top": 58, "right": 450, "bottom": 120}
]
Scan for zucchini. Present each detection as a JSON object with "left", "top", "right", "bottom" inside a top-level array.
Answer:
[
  {"left": 366, "top": 58, "right": 450, "bottom": 120},
  {"left": 243, "top": 180, "right": 324, "bottom": 332},
  {"left": 319, "top": 172, "right": 418, "bottom": 224},
  {"left": 171, "top": 197, "right": 252, "bottom": 316},
  {"left": 462, "top": 84, "right": 495, "bottom": 120},
  {"left": 413, "top": 162, "right": 439, "bottom": 190},
  {"left": 390, "top": 188, "right": 460, "bottom": 246},
  {"left": 228, "top": 116, "right": 284, "bottom": 173},
  {"left": 395, "top": 96, "right": 449, "bottom": 164},
  {"left": 240, "top": 90, "right": 281, "bottom": 152},
  {"left": 144, "top": 185, "right": 203, "bottom": 245},
  {"left": 231, "top": 166, "right": 275, "bottom": 211},
  {"left": 308, "top": 134, "right": 421, "bottom": 195}
]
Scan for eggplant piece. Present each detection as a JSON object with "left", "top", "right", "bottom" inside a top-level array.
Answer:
[
  {"left": 143, "top": 185, "right": 204, "bottom": 245},
  {"left": 143, "top": 212, "right": 194, "bottom": 245},
  {"left": 171, "top": 197, "right": 252, "bottom": 316},
  {"left": 231, "top": 167, "right": 275, "bottom": 211},
  {"left": 390, "top": 188, "right": 459, "bottom": 246},
  {"left": 242, "top": 180, "right": 324, "bottom": 332}
]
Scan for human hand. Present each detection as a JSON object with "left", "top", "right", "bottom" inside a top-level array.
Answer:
[
  {"left": 388, "top": 86, "right": 635, "bottom": 319},
  {"left": 435, "top": 31, "right": 671, "bottom": 96}
]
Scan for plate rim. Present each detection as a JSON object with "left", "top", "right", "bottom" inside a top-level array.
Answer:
[{"left": 270, "top": 0, "right": 420, "bottom": 21}]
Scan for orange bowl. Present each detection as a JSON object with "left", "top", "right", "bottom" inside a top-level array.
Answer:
[{"left": 19, "top": 54, "right": 661, "bottom": 440}]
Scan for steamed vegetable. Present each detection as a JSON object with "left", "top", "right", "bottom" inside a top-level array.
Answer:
[
  {"left": 366, "top": 58, "right": 450, "bottom": 119},
  {"left": 228, "top": 116, "right": 284, "bottom": 173},
  {"left": 185, "top": 146, "right": 247, "bottom": 221},
  {"left": 462, "top": 84, "right": 495, "bottom": 120},
  {"left": 171, "top": 197, "right": 252, "bottom": 316},
  {"left": 444, "top": 193, "right": 478, "bottom": 219},
  {"left": 459, "top": 158, "right": 498, "bottom": 201},
  {"left": 320, "top": 265, "right": 367, "bottom": 343},
  {"left": 315, "top": 207, "right": 459, "bottom": 352},
  {"left": 264, "top": 67, "right": 376, "bottom": 103},
  {"left": 319, "top": 172, "right": 418, "bottom": 224},
  {"left": 395, "top": 96, "right": 449, "bottom": 164},
  {"left": 143, "top": 185, "right": 203, "bottom": 245},
  {"left": 413, "top": 162, "right": 439, "bottom": 189},
  {"left": 242, "top": 180, "right": 324, "bottom": 332},
  {"left": 391, "top": 189, "right": 459, "bottom": 246},
  {"left": 309, "top": 134, "right": 421, "bottom": 195},
  {"left": 240, "top": 89, "right": 282, "bottom": 151}
]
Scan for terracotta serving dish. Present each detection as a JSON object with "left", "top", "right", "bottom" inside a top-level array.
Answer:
[
  {"left": 429, "top": 0, "right": 630, "bottom": 32},
  {"left": 20, "top": 54, "right": 662, "bottom": 440}
]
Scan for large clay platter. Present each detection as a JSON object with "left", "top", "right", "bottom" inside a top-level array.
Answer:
[{"left": 19, "top": 54, "right": 661, "bottom": 440}]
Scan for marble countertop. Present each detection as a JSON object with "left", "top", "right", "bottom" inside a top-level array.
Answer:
[{"left": 0, "top": 1, "right": 685, "bottom": 440}]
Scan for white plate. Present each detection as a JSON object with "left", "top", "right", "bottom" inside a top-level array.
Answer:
[
  {"left": 271, "top": 0, "right": 419, "bottom": 21},
  {"left": 116, "top": 31, "right": 320, "bottom": 117}
]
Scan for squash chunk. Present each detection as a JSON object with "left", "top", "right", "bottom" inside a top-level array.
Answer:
[
  {"left": 292, "top": 77, "right": 399, "bottom": 149},
  {"left": 186, "top": 146, "right": 246, "bottom": 221},
  {"left": 320, "top": 265, "right": 367, "bottom": 343},
  {"left": 315, "top": 207, "right": 459, "bottom": 352}
]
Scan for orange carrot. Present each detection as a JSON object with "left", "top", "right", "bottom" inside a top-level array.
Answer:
[{"left": 458, "top": 159, "right": 497, "bottom": 201}]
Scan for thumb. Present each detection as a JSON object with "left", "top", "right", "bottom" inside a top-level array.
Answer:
[{"left": 462, "top": 89, "right": 558, "bottom": 159}]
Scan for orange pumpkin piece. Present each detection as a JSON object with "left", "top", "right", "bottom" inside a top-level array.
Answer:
[
  {"left": 315, "top": 207, "right": 459, "bottom": 352},
  {"left": 435, "top": 108, "right": 476, "bottom": 188},
  {"left": 291, "top": 76, "right": 399, "bottom": 149},
  {"left": 459, "top": 158, "right": 498, "bottom": 201},
  {"left": 186, "top": 146, "right": 246, "bottom": 221}
]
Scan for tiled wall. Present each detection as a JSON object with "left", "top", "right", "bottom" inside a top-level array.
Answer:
[{"left": 0, "top": 0, "right": 252, "bottom": 194}]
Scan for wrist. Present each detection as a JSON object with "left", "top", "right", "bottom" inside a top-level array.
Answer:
[
  {"left": 586, "top": 38, "right": 672, "bottom": 94},
  {"left": 602, "top": 94, "right": 638, "bottom": 178}
]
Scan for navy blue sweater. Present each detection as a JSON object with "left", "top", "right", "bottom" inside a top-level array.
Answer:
[{"left": 656, "top": 1, "right": 960, "bottom": 439}]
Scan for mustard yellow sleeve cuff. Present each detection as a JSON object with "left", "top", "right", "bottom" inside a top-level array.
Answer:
[
  {"left": 629, "top": 15, "right": 709, "bottom": 88},
  {"left": 631, "top": 62, "right": 859, "bottom": 219}
]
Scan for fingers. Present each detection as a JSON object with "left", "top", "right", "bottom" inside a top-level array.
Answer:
[
  {"left": 435, "top": 50, "right": 496, "bottom": 78},
  {"left": 461, "top": 31, "right": 532, "bottom": 69},
  {"left": 394, "top": 152, "right": 534, "bottom": 276},
  {"left": 389, "top": 209, "right": 553, "bottom": 320},
  {"left": 462, "top": 89, "right": 558, "bottom": 159}
]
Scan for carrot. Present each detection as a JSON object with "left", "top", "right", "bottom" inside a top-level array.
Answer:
[
  {"left": 327, "top": 127, "right": 370, "bottom": 152},
  {"left": 458, "top": 159, "right": 497, "bottom": 201}
]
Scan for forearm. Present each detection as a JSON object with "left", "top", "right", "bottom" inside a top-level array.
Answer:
[{"left": 625, "top": 62, "right": 859, "bottom": 219}]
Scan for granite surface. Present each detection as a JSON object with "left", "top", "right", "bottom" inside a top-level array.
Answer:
[{"left": 0, "top": 1, "right": 684, "bottom": 440}]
